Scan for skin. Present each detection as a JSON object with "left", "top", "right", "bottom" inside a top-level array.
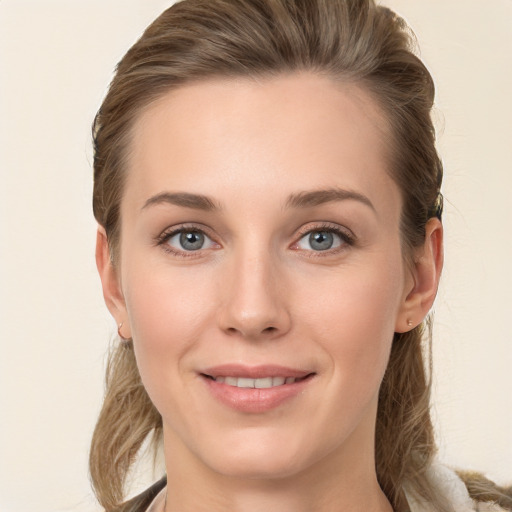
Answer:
[{"left": 97, "top": 73, "right": 443, "bottom": 512}]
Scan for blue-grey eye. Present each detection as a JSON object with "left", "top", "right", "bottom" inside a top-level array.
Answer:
[
  {"left": 180, "top": 231, "right": 204, "bottom": 250},
  {"left": 166, "top": 230, "right": 215, "bottom": 251},
  {"left": 297, "top": 230, "right": 343, "bottom": 251}
]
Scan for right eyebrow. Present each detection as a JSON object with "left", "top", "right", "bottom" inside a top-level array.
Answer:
[{"left": 141, "top": 192, "right": 220, "bottom": 211}]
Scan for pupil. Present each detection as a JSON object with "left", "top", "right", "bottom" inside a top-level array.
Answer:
[
  {"left": 309, "top": 231, "right": 333, "bottom": 251},
  {"left": 180, "top": 231, "right": 204, "bottom": 250}
]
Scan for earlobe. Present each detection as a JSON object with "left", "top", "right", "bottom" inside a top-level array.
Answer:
[
  {"left": 395, "top": 218, "right": 444, "bottom": 333},
  {"left": 95, "top": 227, "right": 130, "bottom": 336}
]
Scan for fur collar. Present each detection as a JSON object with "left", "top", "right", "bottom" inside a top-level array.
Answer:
[{"left": 405, "top": 462, "right": 507, "bottom": 512}]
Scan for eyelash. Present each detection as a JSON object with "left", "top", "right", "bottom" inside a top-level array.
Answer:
[{"left": 155, "top": 222, "right": 355, "bottom": 258}]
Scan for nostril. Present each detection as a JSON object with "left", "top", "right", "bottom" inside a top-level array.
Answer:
[{"left": 224, "top": 325, "right": 278, "bottom": 337}]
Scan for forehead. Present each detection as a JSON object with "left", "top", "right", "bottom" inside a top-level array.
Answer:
[{"left": 125, "top": 73, "right": 397, "bottom": 214}]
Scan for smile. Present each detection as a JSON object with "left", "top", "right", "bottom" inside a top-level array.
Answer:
[
  {"left": 200, "top": 365, "right": 315, "bottom": 413},
  {"left": 207, "top": 376, "right": 301, "bottom": 388}
]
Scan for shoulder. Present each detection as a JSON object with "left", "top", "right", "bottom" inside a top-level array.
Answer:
[
  {"left": 475, "top": 504, "right": 510, "bottom": 512},
  {"left": 457, "top": 470, "right": 512, "bottom": 512},
  {"left": 406, "top": 462, "right": 511, "bottom": 512},
  {"left": 111, "top": 477, "right": 167, "bottom": 512}
]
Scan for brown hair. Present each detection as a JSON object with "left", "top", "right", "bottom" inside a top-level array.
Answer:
[{"left": 91, "top": 0, "right": 449, "bottom": 510}]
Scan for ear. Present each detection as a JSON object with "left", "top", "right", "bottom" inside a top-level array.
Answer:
[
  {"left": 395, "top": 218, "right": 444, "bottom": 333},
  {"left": 95, "top": 226, "right": 131, "bottom": 338}
]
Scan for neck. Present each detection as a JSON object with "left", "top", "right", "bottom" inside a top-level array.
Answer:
[
  {"left": 165, "top": 475, "right": 392, "bottom": 512},
  {"left": 162, "top": 424, "right": 393, "bottom": 512}
]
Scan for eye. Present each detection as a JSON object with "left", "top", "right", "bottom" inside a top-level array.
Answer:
[
  {"left": 294, "top": 227, "right": 353, "bottom": 253},
  {"left": 297, "top": 231, "right": 341, "bottom": 251},
  {"left": 163, "top": 228, "right": 217, "bottom": 252}
]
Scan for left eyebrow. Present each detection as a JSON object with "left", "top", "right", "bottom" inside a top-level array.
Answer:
[{"left": 285, "top": 187, "right": 376, "bottom": 213}]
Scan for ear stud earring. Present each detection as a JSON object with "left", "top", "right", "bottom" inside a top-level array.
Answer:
[{"left": 407, "top": 319, "right": 413, "bottom": 327}]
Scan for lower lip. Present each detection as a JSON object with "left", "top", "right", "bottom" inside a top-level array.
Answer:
[{"left": 201, "top": 375, "right": 314, "bottom": 413}]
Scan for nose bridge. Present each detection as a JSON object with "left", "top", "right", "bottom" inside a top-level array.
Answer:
[{"left": 219, "top": 238, "right": 289, "bottom": 338}]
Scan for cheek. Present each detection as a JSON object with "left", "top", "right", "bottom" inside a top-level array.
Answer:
[
  {"left": 124, "top": 251, "right": 216, "bottom": 330},
  {"left": 121, "top": 259, "right": 216, "bottom": 392},
  {"left": 299, "top": 257, "right": 404, "bottom": 389}
]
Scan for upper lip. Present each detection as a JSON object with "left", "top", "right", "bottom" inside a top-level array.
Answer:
[{"left": 200, "top": 364, "right": 314, "bottom": 379}]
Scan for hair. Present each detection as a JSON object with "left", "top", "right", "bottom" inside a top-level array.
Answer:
[{"left": 89, "top": 1, "right": 506, "bottom": 511}]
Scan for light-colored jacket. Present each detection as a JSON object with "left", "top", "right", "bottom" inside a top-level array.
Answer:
[{"left": 406, "top": 462, "right": 508, "bottom": 512}]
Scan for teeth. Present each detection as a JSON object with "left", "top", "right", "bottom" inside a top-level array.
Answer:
[
  {"left": 214, "top": 376, "right": 296, "bottom": 388},
  {"left": 255, "top": 377, "right": 273, "bottom": 388},
  {"left": 237, "top": 377, "right": 255, "bottom": 388}
]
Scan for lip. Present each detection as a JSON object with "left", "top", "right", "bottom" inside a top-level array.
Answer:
[
  {"left": 201, "top": 364, "right": 312, "bottom": 379},
  {"left": 199, "top": 364, "right": 315, "bottom": 413}
]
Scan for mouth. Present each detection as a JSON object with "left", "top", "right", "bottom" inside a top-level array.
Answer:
[
  {"left": 201, "top": 374, "right": 312, "bottom": 388},
  {"left": 199, "top": 365, "right": 316, "bottom": 413}
]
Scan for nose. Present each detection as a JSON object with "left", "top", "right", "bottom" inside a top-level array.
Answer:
[{"left": 217, "top": 248, "right": 291, "bottom": 340}]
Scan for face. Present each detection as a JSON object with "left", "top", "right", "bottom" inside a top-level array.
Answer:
[{"left": 102, "top": 74, "right": 423, "bottom": 481}]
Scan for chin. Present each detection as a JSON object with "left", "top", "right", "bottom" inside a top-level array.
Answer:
[
  {"left": 210, "top": 453, "right": 307, "bottom": 481},
  {"left": 195, "top": 429, "right": 324, "bottom": 481}
]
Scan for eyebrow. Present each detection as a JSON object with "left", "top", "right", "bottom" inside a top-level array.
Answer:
[
  {"left": 142, "top": 192, "right": 220, "bottom": 211},
  {"left": 285, "top": 188, "right": 376, "bottom": 212},
  {"left": 141, "top": 187, "right": 375, "bottom": 213}
]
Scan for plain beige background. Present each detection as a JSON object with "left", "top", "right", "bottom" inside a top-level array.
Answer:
[{"left": 0, "top": 1, "right": 511, "bottom": 511}]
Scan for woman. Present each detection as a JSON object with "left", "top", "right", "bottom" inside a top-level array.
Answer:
[{"left": 90, "top": 0, "right": 511, "bottom": 511}]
